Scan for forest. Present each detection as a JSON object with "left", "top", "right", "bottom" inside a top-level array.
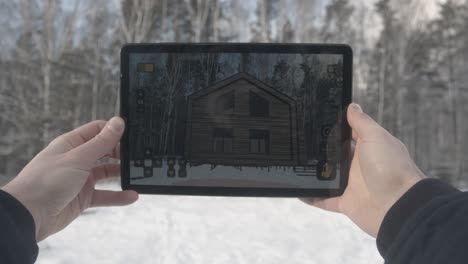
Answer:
[{"left": 1, "top": 0, "right": 468, "bottom": 187}]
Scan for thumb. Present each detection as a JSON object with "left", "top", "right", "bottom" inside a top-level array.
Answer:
[
  {"left": 347, "top": 103, "right": 379, "bottom": 140},
  {"left": 70, "top": 117, "right": 125, "bottom": 162}
]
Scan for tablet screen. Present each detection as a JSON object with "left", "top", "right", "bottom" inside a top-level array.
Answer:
[{"left": 121, "top": 44, "right": 352, "bottom": 196}]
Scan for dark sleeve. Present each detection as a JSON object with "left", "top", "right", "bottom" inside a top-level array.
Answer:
[
  {"left": 0, "top": 190, "right": 38, "bottom": 263},
  {"left": 376, "top": 178, "right": 468, "bottom": 263}
]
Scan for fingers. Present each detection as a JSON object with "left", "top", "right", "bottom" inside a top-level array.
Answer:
[
  {"left": 104, "top": 143, "right": 120, "bottom": 160},
  {"left": 90, "top": 163, "right": 120, "bottom": 182},
  {"left": 89, "top": 163, "right": 138, "bottom": 207},
  {"left": 90, "top": 190, "right": 138, "bottom": 207},
  {"left": 69, "top": 117, "right": 125, "bottom": 162},
  {"left": 47, "top": 120, "right": 107, "bottom": 154},
  {"left": 347, "top": 103, "right": 381, "bottom": 141},
  {"left": 300, "top": 197, "right": 341, "bottom": 213}
]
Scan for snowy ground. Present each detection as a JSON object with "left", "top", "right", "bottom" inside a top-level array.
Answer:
[{"left": 37, "top": 182, "right": 383, "bottom": 264}]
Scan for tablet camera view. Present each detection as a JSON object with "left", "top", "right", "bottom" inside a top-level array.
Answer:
[{"left": 127, "top": 52, "right": 344, "bottom": 189}]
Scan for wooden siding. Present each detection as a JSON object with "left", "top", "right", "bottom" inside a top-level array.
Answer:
[{"left": 188, "top": 78, "right": 300, "bottom": 166}]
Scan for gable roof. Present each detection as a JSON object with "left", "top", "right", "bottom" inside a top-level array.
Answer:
[{"left": 189, "top": 72, "right": 296, "bottom": 105}]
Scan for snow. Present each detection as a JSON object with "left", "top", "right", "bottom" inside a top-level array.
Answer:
[
  {"left": 36, "top": 182, "right": 383, "bottom": 264},
  {"left": 131, "top": 163, "right": 340, "bottom": 189}
]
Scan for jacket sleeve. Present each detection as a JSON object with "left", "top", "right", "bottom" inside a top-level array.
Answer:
[
  {"left": 0, "top": 189, "right": 38, "bottom": 263},
  {"left": 377, "top": 178, "right": 468, "bottom": 263}
]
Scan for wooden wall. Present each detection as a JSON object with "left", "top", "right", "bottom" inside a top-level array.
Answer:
[{"left": 188, "top": 79, "right": 301, "bottom": 166}]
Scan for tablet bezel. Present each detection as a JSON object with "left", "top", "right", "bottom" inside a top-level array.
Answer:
[{"left": 120, "top": 43, "right": 352, "bottom": 197}]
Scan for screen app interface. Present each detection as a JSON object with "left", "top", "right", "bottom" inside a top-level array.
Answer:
[{"left": 128, "top": 52, "right": 344, "bottom": 189}]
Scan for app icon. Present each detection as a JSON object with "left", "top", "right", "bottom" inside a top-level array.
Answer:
[
  {"left": 321, "top": 162, "right": 333, "bottom": 179},
  {"left": 137, "top": 63, "right": 154, "bottom": 73}
]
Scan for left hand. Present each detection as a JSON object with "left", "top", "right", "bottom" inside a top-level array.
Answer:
[{"left": 1, "top": 117, "right": 139, "bottom": 241}]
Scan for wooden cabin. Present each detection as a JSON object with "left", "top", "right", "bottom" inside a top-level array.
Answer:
[{"left": 185, "top": 72, "right": 307, "bottom": 167}]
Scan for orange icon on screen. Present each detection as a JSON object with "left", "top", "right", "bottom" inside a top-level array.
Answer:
[
  {"left": 321, "top": 162, "right": 333, "bottom": 179},
  {"left": 137, "top": 63, "right": 154, "bottom": 73}
]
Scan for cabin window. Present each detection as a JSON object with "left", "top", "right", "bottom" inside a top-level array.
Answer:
[
  {"left": 215, "top": 91, "right": 235, "bottom": 114},
  {"left": 213, "top": 128, "right": 233, "bottom": 153},
  {"left": 249, "top": 91, "right": 269, "bottom": 117},
  {"left": 249, "top": 129, "right": 270, "bottom": 154}
]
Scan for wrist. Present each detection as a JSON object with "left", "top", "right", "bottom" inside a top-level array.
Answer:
[
  {"left": 1, "top": 183, "right": 41, "bottom": 241},
  {"left": 381, "top": 175, "right": 423, "bottom": 219},
  {"left": 376, "top": 178, "right": 460, "bottom": 257}
]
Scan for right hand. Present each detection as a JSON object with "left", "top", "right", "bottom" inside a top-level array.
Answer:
[{"left": 302, "top": 103, "right": 424, "bottom": 237}]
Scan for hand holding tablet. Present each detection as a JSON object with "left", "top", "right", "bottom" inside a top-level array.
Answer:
[
  {"left": 0, "top": 43, "right": 440, "bottom": 262},
  {"left": 120, "top": 43, "right": 353, "bottom": 197},
  {"left": 302, "top": 103, "right": 424, "bottom": 237}
]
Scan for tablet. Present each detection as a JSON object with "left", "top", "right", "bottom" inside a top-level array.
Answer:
[{"left": 120, "top": 43, "right": 352, "bottom": 197}]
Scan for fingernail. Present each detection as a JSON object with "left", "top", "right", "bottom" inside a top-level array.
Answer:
[
  {"left": 108, "top": 117, "right": 124, "bottom": 134},
  {"left": 350, "top": 103, "right": 362, "bottom": 113}
]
